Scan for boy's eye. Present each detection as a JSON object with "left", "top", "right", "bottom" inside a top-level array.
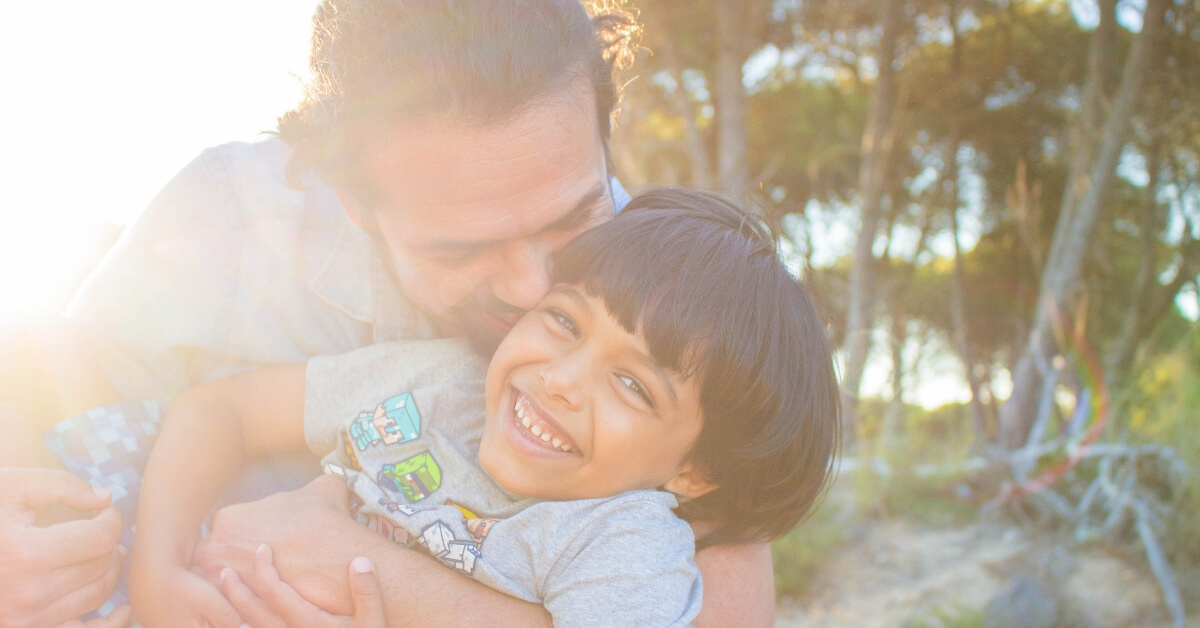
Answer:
[
  {"left": 546, "top": 308, "right": 580, "bottom": 338},
  {"left": 618, "top": 375, "right": 655, "bottom": 409}
]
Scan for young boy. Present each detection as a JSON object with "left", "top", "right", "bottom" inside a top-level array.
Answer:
[{"left": 129, "top": 189, "right": 841, "bottom": 627}]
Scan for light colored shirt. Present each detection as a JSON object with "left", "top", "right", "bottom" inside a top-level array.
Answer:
[
  {"left": 67, "top": 139, "right": 631, "bottom": 401},
  {"left": 306, "top": 339, "right": 702, "bottom": 628}
]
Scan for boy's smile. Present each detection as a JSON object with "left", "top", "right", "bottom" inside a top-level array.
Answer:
[
  {"left": 479, "top": 284, "right": 712, "bottom": 501},
  {"left": 511, "top": 389, "right": 580, "bottom": 454}
]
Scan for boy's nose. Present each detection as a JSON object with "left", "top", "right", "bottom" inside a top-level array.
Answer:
[{"left": 539, "top": 354, "right": 585, "bottom": 410}]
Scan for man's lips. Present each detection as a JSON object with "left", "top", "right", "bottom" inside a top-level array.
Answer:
[{"left": 511, "top": 388, "right": 580, "bottom": 454}]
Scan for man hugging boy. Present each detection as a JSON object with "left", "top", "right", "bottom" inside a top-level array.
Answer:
[{"left": 129, "top": 188, "right": 842, "bottom": 627}]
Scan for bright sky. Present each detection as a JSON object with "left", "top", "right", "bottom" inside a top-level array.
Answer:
[{"left": 0, "top": 1, "right": 318, "bottom": 310}]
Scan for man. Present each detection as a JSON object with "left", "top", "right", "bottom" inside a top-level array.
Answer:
[{"left": 0, "top": 1, "right": 775, "bottom": 626}]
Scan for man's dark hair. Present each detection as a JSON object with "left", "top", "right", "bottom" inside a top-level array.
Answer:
[
  {"left": 553, "top": 188, "right": 842, "bottom": 549},
  {"left": 277, "top": 0, "right": 640, "bottom": 187}
]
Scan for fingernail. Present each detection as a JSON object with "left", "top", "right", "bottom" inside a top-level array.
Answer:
[
  {"left": 256, "top": 543, "right": 270, "bottom": 559},
  {"left": 220, "top": 568, "right": 232, "bottom": 583},
  {"left": 93, "top": 486, "right": 111, "bottom": 500},
  {"left": 351, "top": 556, "right": 374, "bottom": 574},
  {"left": 117, "top": 544, "right": 128, "bottom": 557}
]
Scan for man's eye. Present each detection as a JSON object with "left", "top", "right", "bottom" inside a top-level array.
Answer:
[
  {"left": 545, "top": 308, "right": 580, "bottom": 338},
  {"left": 618, "top": 375, "right": 655, "bottom": 409}
]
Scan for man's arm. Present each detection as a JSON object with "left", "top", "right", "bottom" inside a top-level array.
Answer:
[
  {"left": 0, "top": 309, "right": 123, "bottom": 446},
  {"left": 693, "top": 540, "right": 776, "bottom": 628},
  {"left": 194, "top": 476, "right": 554, "bottom": 627}
]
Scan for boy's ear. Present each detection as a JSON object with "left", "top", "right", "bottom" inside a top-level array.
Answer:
[{"left": 662, "top": 462, "right": 717, "bottom": 500}]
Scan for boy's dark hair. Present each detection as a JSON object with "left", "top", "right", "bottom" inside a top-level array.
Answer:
[
  {"left": 276, "top": 0, "right": 640, "bottom": 187},
  {"left": 553, "top": 188, "right": 841, "bottom": 549}
]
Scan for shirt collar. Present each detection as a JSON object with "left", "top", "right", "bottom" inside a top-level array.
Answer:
[{"left": 308, "top": 216, "right": 436, "bottom": 343}]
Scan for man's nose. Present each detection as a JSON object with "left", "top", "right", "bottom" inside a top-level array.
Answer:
[{"left": 489, "top": 238, "right": 553, "bottom": 311}]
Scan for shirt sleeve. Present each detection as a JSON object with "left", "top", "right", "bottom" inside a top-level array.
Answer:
[
  {"left": 543, "top": 496, "right": 702, "bottom": 628},
  {"left": 67, "top": 147, "right": 243, "bottom": 401}
]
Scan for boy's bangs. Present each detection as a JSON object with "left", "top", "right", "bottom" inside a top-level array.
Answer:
[{"left": 552, "top": 190, "right": 777, "bottom": 382}]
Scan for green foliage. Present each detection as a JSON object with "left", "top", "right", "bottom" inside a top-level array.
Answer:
[
  {"left": 771, "top": 502, "right": 848, "bottom": 598},
  {"left": 1123, "top": 331, "right": 1200, "bottom": 579},
  {"left": 849, "top": 401, "right": 981, "bottom": 526}
]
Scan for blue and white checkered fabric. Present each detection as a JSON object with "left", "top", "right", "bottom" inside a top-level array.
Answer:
[{"left": 42, "top": 401, "right": 165, "bottom": 618}]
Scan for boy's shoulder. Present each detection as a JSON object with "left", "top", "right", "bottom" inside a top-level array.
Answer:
[{"left": 505, "top": 490, "right": 693, "bottom": 561}]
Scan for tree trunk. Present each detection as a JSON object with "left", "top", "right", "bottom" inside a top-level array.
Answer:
[
  {"left": 1104, "top": 135, "right": 1163, "bottom": 391},
  {"left": 1060, "top": 0, "right": 1118, "bottom": 224},
  {"left": 999, "top": 0, "right": 1170, "bottom": 449},
  {"left": 660, "top": 39, "right": 714, "bottom": 188},
  {"left": 945, "top": 0, "right": 989, "bottom": 450},
  {"left": 841, "top": 0, "right": 904, "bottom": 414},
  {"left": 715, "top": 1, "right": 750, "bottom": 196},
  {"left": 949, "top": 149, "right": 989, "bottom": 451}
]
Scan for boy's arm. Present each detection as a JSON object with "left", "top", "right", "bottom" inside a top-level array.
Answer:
[{"left": 129, "top": 365, "right": 309, "bottom": 627}]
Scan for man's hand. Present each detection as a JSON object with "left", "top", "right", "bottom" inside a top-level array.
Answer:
[
  {"left": 128, "top": 563, "right": 243, "bottom": 628},
  {"left": 196, "top": 475, "right": 552, "bottom": 627},
  {"left": 219, "top": 544, "right": 386, "bottom": 628},
  {"left": 193, "top": 475, "right": 360, "bottom": 614},
  {"left": 0, "top": 467, "right": 130, "bottom": 628}
]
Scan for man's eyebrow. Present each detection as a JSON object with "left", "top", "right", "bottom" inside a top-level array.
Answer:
[
  {"left": 411, "top": 182, "right": 611, "bottom": 255},
  {"left": 542, "top": 181, "right": 611, "bottom": 234}
]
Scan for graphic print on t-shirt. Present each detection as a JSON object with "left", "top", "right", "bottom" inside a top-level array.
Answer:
[
  {"left": 348, "top": 393, "right": 422, "bottom": 450},
  {"left": 418, "top": 520, "right": 482, "bottom": 576},
  {"left": 378, "top": 451, "right": 442, "bottom": 502}
]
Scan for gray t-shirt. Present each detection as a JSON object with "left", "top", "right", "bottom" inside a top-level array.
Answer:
[{"left": 305, "top": 339, "right": 702, "bottom": 628}]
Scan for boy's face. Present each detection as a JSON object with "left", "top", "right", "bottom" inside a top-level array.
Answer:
[{"left": 479, "top": 284, "right": 711, "bottom": 501}]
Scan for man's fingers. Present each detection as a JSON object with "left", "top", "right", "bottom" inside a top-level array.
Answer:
[
  {"left": 0, "top": 467, "right": 111, "bottom": 512},
  {"left": 34, "top": 544, "right": 124, "bottom": 627},
  {"left": 44, "top": 544, "right": 126, "bottom": 603},
  {"left": 62, "top": 604, "right": 134, "bottom": 628},
  {"left": 35, "top": 505, "right": 123, "bottom": 568},
  {"left": 220, "top": 568, "right": 287, "bottom": 628},
  {"left": 347, "top": 557, "right": 386, "bottom": 627}
]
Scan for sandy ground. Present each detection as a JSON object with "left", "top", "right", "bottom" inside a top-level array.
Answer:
[{"left": 773, "top": 517, "right": 1193, "bottom": 628}]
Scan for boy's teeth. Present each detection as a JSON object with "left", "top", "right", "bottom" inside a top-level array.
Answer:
[{"left": 515, "top": 392, "right": 578, "bottom": 453}]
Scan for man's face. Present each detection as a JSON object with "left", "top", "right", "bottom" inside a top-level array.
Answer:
[{"left": 339, "top": 90, "right": 614, "bottom": 351}]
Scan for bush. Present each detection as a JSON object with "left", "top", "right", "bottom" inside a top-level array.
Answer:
[{"left": 771, "top": 500, "right": 848, "bottom": 597}]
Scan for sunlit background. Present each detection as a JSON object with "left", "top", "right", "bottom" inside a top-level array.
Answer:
[
  {"left": 0, "top": 1, "right": 1192, "bottom": 412},
  {"left": 1, "top": 1, "right": 319, "bottom": 314}
]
